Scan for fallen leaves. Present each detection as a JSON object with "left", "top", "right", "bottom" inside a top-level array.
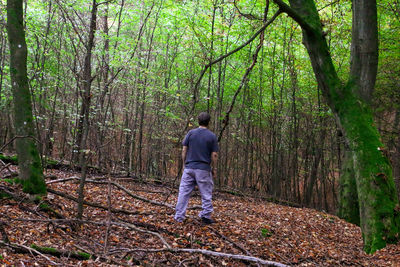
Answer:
[{"left": 0, "top": 167, "right": 399, "bottom": 266}]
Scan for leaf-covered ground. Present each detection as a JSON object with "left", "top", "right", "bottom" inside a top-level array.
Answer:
[{"left": 1, "top": 167, "right": 400, "bottom": 266}]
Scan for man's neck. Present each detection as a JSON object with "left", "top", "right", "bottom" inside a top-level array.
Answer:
[{"left": 199, "top": 126, "right": 208, "bottom": 129}]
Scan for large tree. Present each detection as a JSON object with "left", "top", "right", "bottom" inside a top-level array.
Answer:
[
  {"left": 272, "top": 0, "right": 400, "bottom": 253},
  {"left": 6, "top": 0, "right": 46, "bottom": 194}
]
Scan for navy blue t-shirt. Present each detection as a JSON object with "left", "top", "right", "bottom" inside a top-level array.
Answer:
[{"left": 183, "top": 127, "right": 219, "bottom": 171}]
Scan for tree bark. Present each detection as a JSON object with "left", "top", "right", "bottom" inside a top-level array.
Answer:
[
  {"left": 6, "top": 0, "right": 46, "bottom": 194},
  {"left": 338, "top": 149, "right": 360, "bottom": 225},
  {"left": 338, "top": 0, "right": 379, "bottom": 226},
  {"left": 76, "top": 0, "right": 98, "bottom": 220}
]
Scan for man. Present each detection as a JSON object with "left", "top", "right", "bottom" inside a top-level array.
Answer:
[{"left": 174, "top": 112, "right": 219, "bottom": 224}]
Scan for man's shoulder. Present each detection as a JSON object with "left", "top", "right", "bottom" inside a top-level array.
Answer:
[{"left": 204, "top": 129, "right": 217, "bottom": 140}]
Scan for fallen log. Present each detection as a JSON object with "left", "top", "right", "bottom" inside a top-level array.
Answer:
[{"left": 30, "top": 244, "right": 91, "bottom": 260}]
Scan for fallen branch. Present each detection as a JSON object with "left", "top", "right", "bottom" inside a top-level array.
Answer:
[
  {"left": 117, "top": 217, "right": 176, "bottom": 236},
  {"left": 112, "top": 220, "right": 171, "bottom": 249},
  {"left": 30, "top": 244, "right": 91, "bottom": 260},
  {"left": 0, "top": 240, "right": 59, "bottom": 265},
  {"left": 87, "top": 179, "right": 201, "bottom": 210},
  {"left": 47, "top": 188, "right": 141, "bottom": 215},
  {"left": 46, "top": 177, "right": 78, "bottom": 185},
  {"left": 50, "top": 177, "right": 200, "bottom": 210},
  {"left": 0, "top": 160, "right": 12, "bottom": 174},
  {"left": 208, "top": 226, "right": 251, "bottom": 256},
  {"left": 0, "top": 185, "right": 23, "bottom": 201},
  {"left": 4, "top": 216, "right": 287, "bottom": 266},
  {"left": 109, "top": 247, "right": 289, "bottom": 266},
  {"left": 87, "top": 179, "right": 175, "bottom": 209}
]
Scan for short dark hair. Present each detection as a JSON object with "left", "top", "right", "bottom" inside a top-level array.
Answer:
[{"left": 198, "top": 112, "right": 211, "bottom": 126}]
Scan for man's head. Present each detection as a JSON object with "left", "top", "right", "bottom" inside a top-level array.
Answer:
[{"left": 198, "top": 112, "right": 211, "bottom": 127}]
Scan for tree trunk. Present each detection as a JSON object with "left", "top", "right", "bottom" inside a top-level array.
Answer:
[
  {"left": 275, "top": 0, "right": 400, "bottom": 253},
  {"left": 76, "top": 0, "right": 98, "bottom": 220},
  {"left": 6, "top": 0, "right": 46, "bottom": 194},
  {"left": 338, "top": 0, "right": 380, "bottom": 225}
]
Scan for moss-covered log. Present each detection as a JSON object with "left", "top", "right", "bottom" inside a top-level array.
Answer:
[
  {"left": 6, "top": 0, "right": 46, "bottom": 195},
  {"left": 30, "top": 244, "right": 91, "bottom": 260}
]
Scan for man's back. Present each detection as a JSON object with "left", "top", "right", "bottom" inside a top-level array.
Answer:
[{"left": 183, "top": 127, "right": 218, "bottom": 171}]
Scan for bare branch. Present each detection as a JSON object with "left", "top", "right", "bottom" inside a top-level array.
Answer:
[
  {"left": 234, "top": 0, "right": 262, "bottom": 20},
  {"left": 47, "top": 188, "right": 141, "bottom": 215},
  {"left": 194, "top": 9, "right": 282, "bottom": 97}
]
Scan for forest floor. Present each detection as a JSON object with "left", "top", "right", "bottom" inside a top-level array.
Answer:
[{"left": 1, "top": 166, "right": 400, "bottom": 266}]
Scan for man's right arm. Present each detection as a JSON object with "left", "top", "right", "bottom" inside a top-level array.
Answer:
[
  {"left": 211, "top": 151, "right": 218, "bottom": 177},
  {"left": 182, "top": 146, "right": 188, "bottom": 168}
]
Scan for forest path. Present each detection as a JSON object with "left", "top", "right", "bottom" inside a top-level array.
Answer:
[{"left": 0, "top": 166, "right": 399, "bottom": 266}]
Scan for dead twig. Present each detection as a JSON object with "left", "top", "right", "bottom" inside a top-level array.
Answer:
[{"left": 46, "top": 177, "right": 78, "bottom": 185}]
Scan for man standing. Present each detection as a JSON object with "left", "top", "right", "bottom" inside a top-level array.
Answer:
[{"left": 174, "top": 112, "right": 219, "bottom": 224}]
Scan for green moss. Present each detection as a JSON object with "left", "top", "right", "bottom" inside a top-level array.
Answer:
[
  {"left": 3, "top": 178, "right": 16, "bottom": 185},
  {"left": 0, "top": 192, "right": 11, "bottom": 199},
  {"left": 31, "top": 244, "right": 58, "bottom": 254},
  {"left": 20, "top": 144, "right": 46, "bottom": 195},
  {"left": 39, "top": 202, "right": 50, "bottom": 211},
  {"left": 76, "top": 251, "right": 91, "bottom": 260},
  {"left": 338, "top": 151, "right": 360, "bottom": 226},
  {"left": 30, "top": 244, "right": 91, "bottom": 260},
  {"left": 43, "top": 157, "right": 59, "bottom": 168},
  {"left": 0, "top": 154, "right": 18, "bottom": 164}
]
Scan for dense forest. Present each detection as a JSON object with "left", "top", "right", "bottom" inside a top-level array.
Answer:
[{"left": 1, "top": 0, "right": 400, "bottom": 264}]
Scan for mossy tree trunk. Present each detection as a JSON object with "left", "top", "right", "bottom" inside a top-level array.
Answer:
[
  {"left": 273, "top": 0, "right": 400, "bottom": 254},
  {"left": 6, "top": 0, "right": 46, "bottom": 195},
  {"left": 338, "top": 0, "right": 380, "bottom": 227}
]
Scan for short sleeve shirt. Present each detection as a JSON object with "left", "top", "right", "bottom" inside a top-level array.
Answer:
[{"left": 183, "top": 127, "right": 219, "bottom": 171}]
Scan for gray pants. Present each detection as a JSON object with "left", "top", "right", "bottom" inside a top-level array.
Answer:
[{"left": 174, "top": 168, "right": 214, "bottom": 222}]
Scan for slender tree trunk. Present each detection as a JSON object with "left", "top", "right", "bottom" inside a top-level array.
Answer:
[
  {"left": 77, "top": 0, "right": 98, "bottom": 220},
  {"left": 6, "top": 0, "right": 46, "bottom": 194}
]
